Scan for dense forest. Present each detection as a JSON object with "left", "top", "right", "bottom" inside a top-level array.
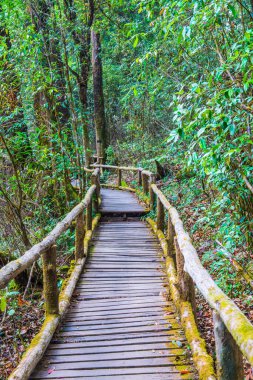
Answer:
[{"left": 0, "top": 0, "right": 253, "bottom": 377}]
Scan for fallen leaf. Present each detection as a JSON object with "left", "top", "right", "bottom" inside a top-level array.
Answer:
[
  {"left": 47, "top": 367, "right": 56, "bottom": 374},
  {"left": 18, "top": 296, "right": 29, "bottom": 307}
]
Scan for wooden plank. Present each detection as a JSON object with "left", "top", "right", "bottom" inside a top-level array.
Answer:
[
  {"left": 46, "top": 342, "right": 185, "bottom": 356},
  {"left": 63, "top": 311, "right": 171, "bottom": 322},
  {"left": 61, "top": 317, "right": 175, "bottom": 328},
  {"left": 31, "top": 374, "right": 193, "bottom": 380},
  {"left": 71, "top": 295, "right": 168, "bottom": 303},
  {"left": 59, "top": 326, "right": 181, "bottom": 337},
  {"left": 30, "top": 197, "right": 194, "bottom": 380},
  {"left": 65, "top": 307, "right": 171, "bottom": 319},
  {"left": 70, "top": 300, "right": 169, "bottom": 310},
  {"left": 56, "top": 328, "right": 184, "bottom": 338},
  {"left": 31, "top": 364, "right": 193, "bottom": 379},
  {"left": 49, "top": 335, "right": 187, "bottom": 349},
  {"left": 32, "top": 357, "right": 191, "bottom": 371},
  {"left": 43, "top": 350, "right": 186, "bottom": 363},
  {"left": 31, "top": 372, "right": 193, "bottom": 380}
]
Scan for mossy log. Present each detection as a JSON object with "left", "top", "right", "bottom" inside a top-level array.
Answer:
[
  {"left": 0, "top": 185, "right": 96, "bottom": 289},
  {"left": 8, "top": 214, "right": 101, "bottom": 380},
  {"left": 147, "top": 218, "right": 216, "bottom": 380}
]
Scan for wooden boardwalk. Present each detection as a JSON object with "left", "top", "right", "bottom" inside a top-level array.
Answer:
[
  {"left": 99, "top": 188, "right": 147, "bottom": 215},
  {"left": 30, "top": 189, "right": 195, "bottom": 379}
]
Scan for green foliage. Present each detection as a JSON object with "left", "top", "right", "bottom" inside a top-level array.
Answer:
[
  {"left": 0, "top": 283, "right": 19, "bottom": 316},
  {"left": 99, "top": 0, "right": 253, "bottom": 255},
  {"left": 0, "top": 0, "right": 252, "bottom": 318}
]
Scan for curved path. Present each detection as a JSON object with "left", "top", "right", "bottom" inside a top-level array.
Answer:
[{"left": 30, "top": 189, "right": 195, "bottom": 379}]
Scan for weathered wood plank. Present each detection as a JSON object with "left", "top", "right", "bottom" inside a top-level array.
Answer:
[
  {"left": 31, "top": 365, "right": 194, "bottom": 379},
  {"left": 30, "top": 197, "right": 195, "bottom": 380},
  {"left": 31, "top": 374, "right": 193, "bottom": 380},
  {"left": 49, "top": 335, "right": 187, "bottom": 349},
  {"left": 46, "top": 342, "right": 185, "bottom": 355}
]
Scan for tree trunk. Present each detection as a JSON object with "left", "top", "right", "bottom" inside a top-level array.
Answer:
[
  {"left": 91, "top": 30, "right": 107, "bottom": 164},
  {"left": 63, "top": 0, "right": 94, "bottom": 167}
]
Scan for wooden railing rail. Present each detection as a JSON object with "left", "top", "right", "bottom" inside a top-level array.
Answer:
[
  {"left": 0, "top": 168, "right": 101, "bottom": 380},
  {"left": 0, "top": 185, "right": 97, "bottom": 289},
  {"left": 91, "top": 163, "right": 142, "bottom": 188},
  {"left": 92, "top": 163, "right": 253, "bottom": 380}
]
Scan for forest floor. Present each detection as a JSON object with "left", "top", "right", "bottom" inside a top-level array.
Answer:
[{"left": 0, "top": 251, "right": 74, "bottom": 379}]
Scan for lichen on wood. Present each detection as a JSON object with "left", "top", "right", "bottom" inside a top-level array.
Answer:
[
  {"left": 42, "top": 244, "right": 59, "bottom": 315},
  {"left": 213, "top": 311, "right": 244, "bottom": 380},
  {"left": 0, "top": 184, "right": 97, "bottom": 289},
  {"left": 150, "top": 183, "right": 253, "bottom": 366},
  {"left": 8, "top": 213, "right": 101, "bottom": 380},
  {"left": 147, "top": 218, "right": 216, "bottom": 380}
]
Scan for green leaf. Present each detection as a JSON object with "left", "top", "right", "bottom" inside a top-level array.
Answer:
[
  {"left": 8, "top": 309, "right": 15, "bottom": 316},
  {"left": 0, "top": 297, "right": 7, "bottom": 312},
  {"left": 133, "top": 36, "right": 139, "bottom": 48},
  {"left": 133, "top": 87, "right": 138, "bottom": 97}
]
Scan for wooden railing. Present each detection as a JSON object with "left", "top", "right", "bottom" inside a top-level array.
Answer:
[
  {"left": 1, "top": 163, "right": 253, "bottom": 380},
  {"left": 92, "top": 163, "right": 253, "bottom": 380},
  {"left": 0, "top": 168, "right": 101, "bottom": 380}
]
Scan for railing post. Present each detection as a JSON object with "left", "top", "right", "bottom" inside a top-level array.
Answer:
[
  {"left": 42, "top": 244, "right": 59, "bottom": 315},
  {"left": 167, "top": 213, "right": 175, "bottom": 256},
  {"left": 138, "top": 169, "right": 142, "bottom": 186},
  {"left": 213, "top": 312, "right": 244, "bottom": 380},
  {"left": 142, "top": 173, "right": 149, "bottom": 194},
  {"left": 149, "top": 174, "right": 156, "bottom": 209},
  {"left": 174, "top": 237, "right": 196, "bottom": 313},
  {"left": 118, "top": 168, "right": 122, "bottom": 187},
  {"left": 75, "top": 212, "right": 85, "bottom": 260},
  {"left": 157, "top": 198, "right": 165, "bottom": 231},
  {"left": 97, "top": 170, "right": 101, "bottom": 198},
  {"left": 86, "top": 201, "right": 92, "bottom": 230},
  {"left": 91, "top": 171, "right": 99, "bottom": 213}
]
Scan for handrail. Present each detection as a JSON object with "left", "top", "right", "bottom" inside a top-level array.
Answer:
[
  {"left": 151, "top": 184, "right": 253, "bottom": 364},
  {"left": 2, "top": 163, "right": 253, "bottom": 379},
  {"left": 94, "top": 163, "right": 253, "bottom": 378},
  {"left": 91, "top": 163, "right": 141, "bottom": 172},
  {"left": 1, "top": 168, "right": 101, "bottom": 380},
  {"left": 0, "top": 185, "right": 96, "bottom": 289}
]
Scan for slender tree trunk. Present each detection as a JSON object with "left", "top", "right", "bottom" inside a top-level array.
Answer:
[
  {"left": 63, "top": 0, "right": 94, "bottom": 167},
  {"left": 91, "top": 30, "right": 107, "bottom": 164}
]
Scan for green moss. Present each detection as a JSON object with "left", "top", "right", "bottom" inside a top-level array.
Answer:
[
  {"left": 181, "top": 302, "right": 216, "bottom": 380},
  {"left": 19, "top": 314, "right": 58, "bottom": 362},
  {"left": 147, "top": 217, "right": 216, "bottom": 380}
]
